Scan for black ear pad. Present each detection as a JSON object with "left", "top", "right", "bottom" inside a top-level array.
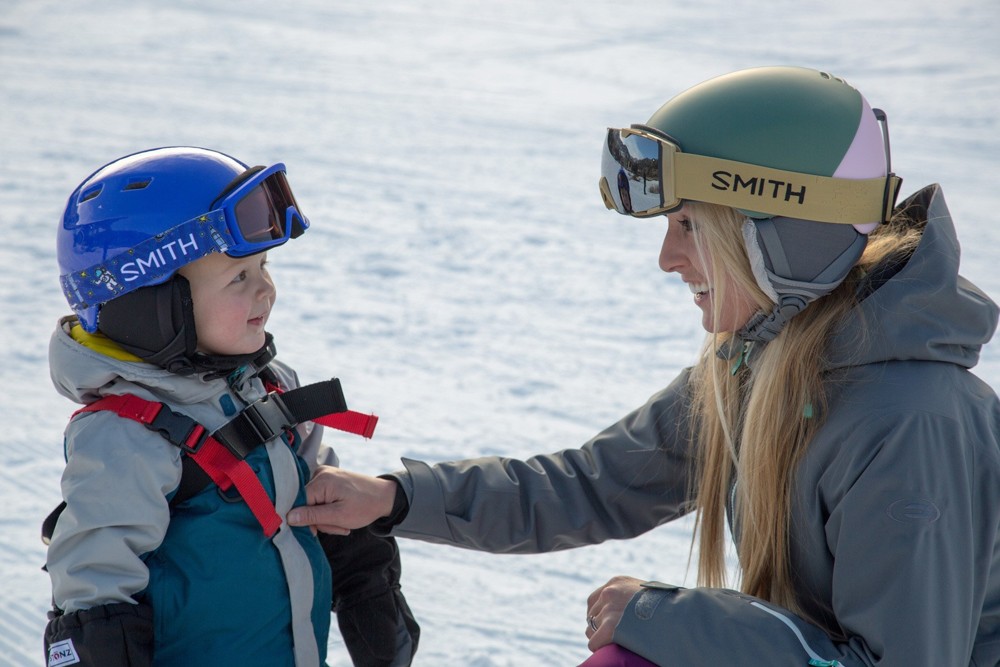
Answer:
[{"left": 97, "top": 275, "right": 199, "bottom": 375}]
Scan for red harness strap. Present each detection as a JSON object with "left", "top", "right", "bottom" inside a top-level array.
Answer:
[
  {"left": 73, "top": 379, "right": 379, "bottom": 538},
  {"left": 307, "top": 408, "right": 377, "bottom": 438},
  {"left": 262, "top": 379, "right": 379, "bottom": 439},
  {"left": 75, "top": 394, "right": 283, "bottom": 537}
]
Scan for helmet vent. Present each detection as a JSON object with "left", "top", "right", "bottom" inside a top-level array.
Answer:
[
  {"left": 79, "top": 184, "right": 103, "bottom": 203},
  {"left": 122, "top": 177, "right": 152, "bottom": 191}
]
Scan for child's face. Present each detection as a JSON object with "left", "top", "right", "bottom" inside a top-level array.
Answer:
[{"left": 178, "top": 251, "right": 276, "bottom": 356}]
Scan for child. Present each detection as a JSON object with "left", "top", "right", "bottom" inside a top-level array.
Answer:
[{"left": 44, "top": 147, "right": 419, "bottom": 667}]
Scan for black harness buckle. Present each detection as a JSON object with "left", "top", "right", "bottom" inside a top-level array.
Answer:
[
  {"left": 147, "top": 403, "right": 209, "bottom": 454},
  {"left": 212, "top": 392, "right": 296, "bottom": 460}
]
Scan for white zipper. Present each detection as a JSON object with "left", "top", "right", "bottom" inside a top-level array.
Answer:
[{"left": 749, "top": 601, "right": 843, "bottom": 666}]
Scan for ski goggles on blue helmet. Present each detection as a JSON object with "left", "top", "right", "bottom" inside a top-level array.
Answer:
[
  {"left": 599, "top": 124, "right": 900, "bottom": 225},
  {"left": 61, "top": 163, "right": 308, "bottom": 332}
]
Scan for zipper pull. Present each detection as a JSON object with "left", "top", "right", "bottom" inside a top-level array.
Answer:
[{"left": 729, "top": 340, "right": 752, "bottom": 376}]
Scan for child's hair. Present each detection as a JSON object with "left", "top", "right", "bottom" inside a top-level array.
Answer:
[{"left": 685, "top": 201, "right": 922, "bottom": 612}]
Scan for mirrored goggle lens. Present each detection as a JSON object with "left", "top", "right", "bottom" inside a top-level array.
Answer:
[
  {"left": 600, "top": 128, "right": 667, "bottom": 217},
  {"left": 226, "top": 167, "right": 308, "bottom": 252}
]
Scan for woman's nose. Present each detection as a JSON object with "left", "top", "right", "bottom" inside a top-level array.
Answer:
[{"left": 659, "top": 228, "right": 683, "bottom": 273}]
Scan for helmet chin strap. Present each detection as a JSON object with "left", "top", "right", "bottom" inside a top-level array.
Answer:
[
  {"left": 716, "top": 298, "right": 806, "bottom": 362},
  {"left": 742, "top": 295, "right": 809, "bottom": 344},
  {"left": 189, "top": 334, "right": 277, "bottom": 380}
]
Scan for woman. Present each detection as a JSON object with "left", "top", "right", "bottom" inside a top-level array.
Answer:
[{"left": 288, "top": 67, "right": 1000, "bottom": 666}]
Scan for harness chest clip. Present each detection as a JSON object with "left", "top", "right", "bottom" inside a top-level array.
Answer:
[
  {"left": 147, "top": 403, "right": 209, "bottom": 454},
  {"left": 213, "top": 392, "right": 296, "bottom": 460}
]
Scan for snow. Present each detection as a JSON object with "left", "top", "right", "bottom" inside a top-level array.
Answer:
[{"left": 1, "top": 0, "right": 997, "bottom": 664}]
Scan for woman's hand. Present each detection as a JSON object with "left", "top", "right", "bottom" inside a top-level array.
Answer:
[
  {"left": 286, "top": 465, "right": 398, "bottom": 535},
  {"left": 585, "top": 575, "right": 645, "bottom": 651}
]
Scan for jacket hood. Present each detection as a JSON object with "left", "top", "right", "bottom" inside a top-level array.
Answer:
[
  {"left": 49, "top": 316, "right": 230, "bottom": 406},
  {"left": 826, "top": 184, "right": 999, "bottom": 371}
]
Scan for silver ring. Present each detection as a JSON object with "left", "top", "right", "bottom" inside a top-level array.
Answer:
[{"left": 588, "top": 615, "right": 598, "bottom": 631}]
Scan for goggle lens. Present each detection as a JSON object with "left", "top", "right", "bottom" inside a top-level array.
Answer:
[
  {"left": 600, "top": 128, "right": 674, "bottom": 217},
  {"left": 235, "top": 184, "right": 282, "bottom": 242}
]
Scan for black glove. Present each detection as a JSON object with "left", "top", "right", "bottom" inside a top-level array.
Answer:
[
  {"left": 44, "top": 601, "right": 153, "bottom": 667},
  {"left": 321, "top": 529, "right": 420, "bottom": 667}
]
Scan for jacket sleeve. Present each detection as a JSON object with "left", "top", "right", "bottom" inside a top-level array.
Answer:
[
  {"left": 390, "top": 369, "right": 697, "bottom": 553},
  {"left": 46, "top": 410, "right": 181, "bottom": 614},
  {"left": 611, "top": 408, "right": 999, "bottom": 666},
  {"left": 320, "top": 529, "right": 421, "bottom": 666}
]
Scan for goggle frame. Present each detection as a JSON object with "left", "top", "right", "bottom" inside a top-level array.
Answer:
[{"left": 600, "top": 122, "right": 901, "bottom": 225}]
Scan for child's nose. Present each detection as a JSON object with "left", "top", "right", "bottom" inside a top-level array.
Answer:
[{"left": 257, "top": 276, "right": 276, "bottom": 300}]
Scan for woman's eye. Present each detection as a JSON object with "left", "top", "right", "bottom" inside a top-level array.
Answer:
[
  {"left": 232, "top": 270, "right": 247, "bottom": 283},
  {"left": 678, "top": 219, "right": 693, "bottom": 232}
]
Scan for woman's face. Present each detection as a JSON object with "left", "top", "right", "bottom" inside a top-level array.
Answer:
[{"left": 658, "top": 206, "right": 759, "bottom": 333}]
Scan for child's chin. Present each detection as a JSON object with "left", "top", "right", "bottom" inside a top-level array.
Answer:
[{"left": 242, "top": 337, "right": 267, "bottom": 354}]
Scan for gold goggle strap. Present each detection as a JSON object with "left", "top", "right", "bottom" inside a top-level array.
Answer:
[{"left": 671, "top": 151, "right": 901, "bottom": 225}]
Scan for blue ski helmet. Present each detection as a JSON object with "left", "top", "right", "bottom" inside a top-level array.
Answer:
[{"left": 58, "top": 146, "right": 308, "bottom": 333}]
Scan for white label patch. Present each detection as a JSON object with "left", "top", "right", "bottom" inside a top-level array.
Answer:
[{"left": 48, "top": 639, "right": 81, "bottom": 667}]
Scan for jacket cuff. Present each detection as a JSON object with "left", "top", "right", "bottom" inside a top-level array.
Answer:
[
  {"left": 382, "top": 458, "right": 455, "bottom": 542},
  {"left": 45, "top": 601, "right": 153, "bottom": 667}
]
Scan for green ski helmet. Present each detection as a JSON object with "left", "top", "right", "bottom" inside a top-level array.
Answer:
[{"left": 600, "top": 66, "right": 902, "bottom": 346}]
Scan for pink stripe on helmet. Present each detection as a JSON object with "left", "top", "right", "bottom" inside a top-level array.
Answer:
[{"left": 834, "top": 96, "right": 887, "bottom": 233}]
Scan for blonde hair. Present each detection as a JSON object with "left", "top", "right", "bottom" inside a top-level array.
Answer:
[{"left": 685, "top": 201, "right": 921, "bottom": 612}]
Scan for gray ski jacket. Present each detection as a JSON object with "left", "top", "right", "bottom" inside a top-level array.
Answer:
[{"left": 386, "top": 185, "right": 1000, "bottom": 666}]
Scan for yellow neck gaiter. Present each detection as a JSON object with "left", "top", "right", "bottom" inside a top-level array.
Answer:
[{"left": 70, "top": 323, "right": 144, "bottom": 362}]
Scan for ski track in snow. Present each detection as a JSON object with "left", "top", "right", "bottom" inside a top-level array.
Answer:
[{"left": 1, "top": 0, "right": 997, "bottom": 664}]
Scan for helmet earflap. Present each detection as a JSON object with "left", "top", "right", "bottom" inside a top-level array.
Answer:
[
  {"left": 742, "top": 216, "right": 867, "bottom": 334},
  {"left": 97, "top": 275, "right": 200, "bottom": 375},
  {"left": 731, "top": 213, "right": 871, "bottom": 347}
]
